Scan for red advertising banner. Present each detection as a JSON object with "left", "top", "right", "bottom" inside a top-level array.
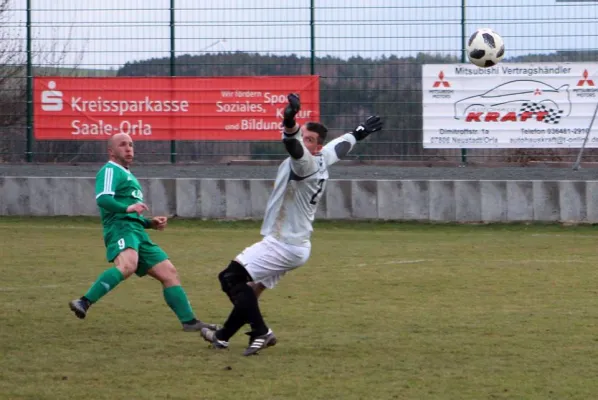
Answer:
[{"left": 33, "top": 76, "right": 320, "bottom": 140}]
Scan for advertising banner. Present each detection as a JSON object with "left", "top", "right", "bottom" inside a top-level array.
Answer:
[
  {"left": 34, "top": 76, "right": 320, "bottom": 140},
  {"left": 422, "top": 63, "right": 598, "bottom": 148}
]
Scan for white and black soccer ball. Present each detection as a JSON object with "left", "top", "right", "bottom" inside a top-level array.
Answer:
[{"left": 466, "top": 28, "right": 505, "bottom": 68}]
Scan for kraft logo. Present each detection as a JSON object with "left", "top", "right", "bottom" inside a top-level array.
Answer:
[
  {"left": 433, "top": 71, "right": 450, "bottom": 88},
  {"left": 454, "top": 79, "right": 572, "bottom": 125},
  {"left": 577, "top": 70, "right": 595, "bottom": 87},
  {"left": 41, "top": 81, "right": 64, "bottom": 111}
]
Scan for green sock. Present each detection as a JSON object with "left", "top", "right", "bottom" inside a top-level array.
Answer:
[
  {"left": 163, "top": 286, "right": 196, "bottom": 323},
  {"left": 83, "top": 267, "right": 124, "bottom": 303}
]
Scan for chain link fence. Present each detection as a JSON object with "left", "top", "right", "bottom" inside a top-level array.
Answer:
[{"left": 1, "top": 0, "right": 597, "bottom": 164}]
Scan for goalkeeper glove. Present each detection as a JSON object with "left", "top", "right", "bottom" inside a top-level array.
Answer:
[
  {"left": 352, "top": 115, "right": 383, "bottom": 141},
  {"left": 283, "top": 93, "right": 301, "bottom": 129}
]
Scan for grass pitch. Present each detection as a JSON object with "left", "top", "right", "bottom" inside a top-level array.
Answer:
[{"left": 1, "top": 217, "right": 597, "bottom": 400}]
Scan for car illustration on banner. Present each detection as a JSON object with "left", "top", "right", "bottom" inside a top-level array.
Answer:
[{"left": 453, "top": 80, "right": 572, "bottom": 124}]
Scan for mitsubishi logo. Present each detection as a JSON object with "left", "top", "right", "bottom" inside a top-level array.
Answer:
[
  {"left": 433, "top": 71, "right": 450, "bottom": 88},
  {"left": 577, "top": 69, "right": 595, "bottom": 87}
]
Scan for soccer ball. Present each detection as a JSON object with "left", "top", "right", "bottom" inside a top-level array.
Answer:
[{"left": 466, "top": 28, "right": 505, "bottom": 68}]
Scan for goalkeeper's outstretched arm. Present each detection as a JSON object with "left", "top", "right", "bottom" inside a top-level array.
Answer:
[
  {"left": 281, "top": 93, "right": 306, "bottom": 159},
  {"left": 280, "top": 93, "right": 317, "bottom": 177},
  {"left": 321, "top": 115, "right": 384, "bottom": 166}
]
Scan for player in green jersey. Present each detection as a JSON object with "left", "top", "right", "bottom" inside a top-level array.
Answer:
[{"left": 68, "top": 133, "right": 216, "bottom": 332}]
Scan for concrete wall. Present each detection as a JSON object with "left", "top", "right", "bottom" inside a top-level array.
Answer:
[{"left": 1, "top": 177, "right": 597, "bottom": 223}]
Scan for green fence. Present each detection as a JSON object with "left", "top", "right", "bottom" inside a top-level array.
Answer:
[{"left": 1, "top": 0, "right": 597, "bottom": 164}]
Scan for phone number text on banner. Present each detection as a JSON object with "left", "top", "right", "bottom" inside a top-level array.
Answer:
[
  {"left": 422, "top": 62, "right": 598, "bottom": 148},
  {"left": 34, "top": 76, "right": 320, "bottom": 140}
]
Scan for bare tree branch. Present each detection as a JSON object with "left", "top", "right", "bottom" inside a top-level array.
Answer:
[{"left": 0, "top": 0, "right": 86, "bottom": 161}]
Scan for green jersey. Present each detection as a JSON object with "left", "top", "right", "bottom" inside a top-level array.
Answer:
[{"left": 95, "top": 161, "right": 146, "bottom": 229}]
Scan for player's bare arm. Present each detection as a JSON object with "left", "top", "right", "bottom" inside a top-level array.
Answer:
[
  {"left": 127, "top": 202, "right": 149, "bottom": 215},
  {"left": 150, "top": 216, "right": 168, "bottom": 231}
]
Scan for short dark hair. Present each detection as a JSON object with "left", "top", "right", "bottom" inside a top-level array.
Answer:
[{"left": 305, "top": 122, "right": 328, "bottom": 144}]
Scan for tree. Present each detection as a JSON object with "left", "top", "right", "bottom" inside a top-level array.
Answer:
[{"left": 0, "top": 0, "right": 83, "bottom": 162}]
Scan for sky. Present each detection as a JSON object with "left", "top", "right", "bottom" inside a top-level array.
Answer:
[{"left": 4, "top": 0, "right": 598, "bottom": 70}]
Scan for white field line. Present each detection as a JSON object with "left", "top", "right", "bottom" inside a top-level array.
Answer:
[
  {"left": 0, "top": 282, "right": 93, "bottom": 292},
  {"left": 531, "top": 233, "right": 597, "bottom": 239},
  {"left": 356, "top": 259, "right": 430, "bottom": 267},
  {"left": 0, "top": 224, "right": 100, "bottom": 231},
  {"left": 484, "top": 259, "right": 587, "bottom": 264},
  {"left": 0, "top": 224, "right": 253, "bottom": 233},
  {"left": 0, "top": 278, "right": 152, "bottom": 292},
  {"left": 0, "top": 256, "right": 590, "bottom": 291},
  {"left": 3, "top": 224, "right": 596, "bottom": 239},
  {"left": 355, "top": 258, "right": 588, "bottom": 268}
]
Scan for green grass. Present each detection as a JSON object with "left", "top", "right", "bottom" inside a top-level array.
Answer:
[{"left": 1, "top": 217, "right": 597, "bottom": 400}]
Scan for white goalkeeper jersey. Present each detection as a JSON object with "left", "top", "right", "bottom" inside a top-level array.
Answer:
[{"left": 260, "top": 130, "right": 357, "bottom": 247}]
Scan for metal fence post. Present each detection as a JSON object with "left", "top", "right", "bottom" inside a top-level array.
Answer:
[
  {"left": 460, "top": 0, "right": 467, "bottom": 165},
  {"left": 26, "top": 0, "right": 33, "bottom": 162},
  {"left": 572, "top": 101, "right": 598, "bottom": 170},
  {"left": 310, "top": 0, "right": 315, "bottom": 75},
  {"left": 169, "top": 0, "right": 176, "bottom": 163}
]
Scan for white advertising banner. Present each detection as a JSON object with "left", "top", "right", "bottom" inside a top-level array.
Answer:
[{"left": 422, "top": 63, "right": 598, "bottom": 148}]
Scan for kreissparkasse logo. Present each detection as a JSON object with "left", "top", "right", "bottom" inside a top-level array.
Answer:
[{"left": 41, "top": 81, "right": 64, "bottom": 112}]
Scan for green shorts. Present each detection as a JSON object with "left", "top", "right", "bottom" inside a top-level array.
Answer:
[{"left": 104, "top": 221, "right": 169, "bottom": 277}]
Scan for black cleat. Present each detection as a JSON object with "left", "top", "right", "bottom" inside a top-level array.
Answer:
[
  {"left": 243, "top": 329, "right": 277, "bottom": 356},
  {"left": 69, "top": 298, "right": 91, "bottom": 319},
  {"left": 200, "top": 328, "right": 229, "bottom": 349}
]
